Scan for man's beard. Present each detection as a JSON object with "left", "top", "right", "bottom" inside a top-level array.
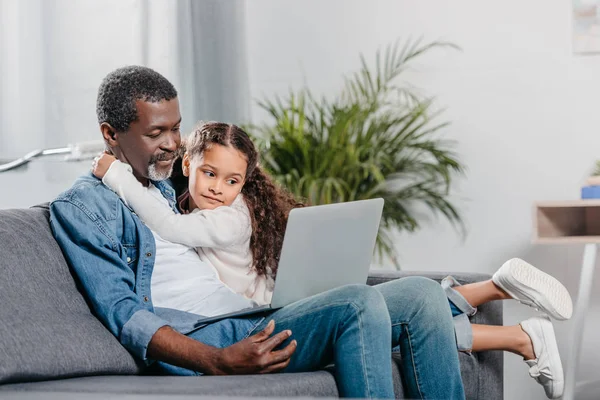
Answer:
[
  {"left": 147, "top": 161, "right": 174, "bottom": 181},
  {"left": 147, "top": 150, "right": 179, "bottom": 181}
]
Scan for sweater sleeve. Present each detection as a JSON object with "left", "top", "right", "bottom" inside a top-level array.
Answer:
[{"left": 102, "top": 160, "right": 251, "bottom": 249}]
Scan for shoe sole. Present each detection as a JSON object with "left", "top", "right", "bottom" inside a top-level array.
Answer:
[{"left": 494, "top": 258, "right": 573, "bottom": 320}]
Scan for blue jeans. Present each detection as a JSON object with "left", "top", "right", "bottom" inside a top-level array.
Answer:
[
  {"left": 443, "top": 276, "right": 478, "bottom": 353},
  {"left": 156, "top": 277, "right": 465, "bottom": 399}
]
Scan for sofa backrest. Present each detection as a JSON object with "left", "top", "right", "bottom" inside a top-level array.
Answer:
[{"left": 0, "top": 205, "right": 143, "bottom": 384}]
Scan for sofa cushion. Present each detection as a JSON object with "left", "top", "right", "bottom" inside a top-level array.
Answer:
[
  {"left": 0, "top": 206, "right": 143, "bottom": 384},
  {"left": 0, "top": 372, "right": 339, "bottom": 397},
  {"left": 1, "top": 354, "right": 495, "bottom": 400}
]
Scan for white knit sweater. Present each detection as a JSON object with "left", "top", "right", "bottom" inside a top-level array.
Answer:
[{"left": 102, "top": 160, "right": 274, "bottom": 305}]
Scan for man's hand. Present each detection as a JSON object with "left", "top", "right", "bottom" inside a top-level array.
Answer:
[
  {"left": 146, "top": 321, "right": 296, "bottom": 375},
  {"left": 209, "top": 320, "right": 297, "bottom": 375},
  {"left": 92, "top": 152, "right": 117, "bottom": 179}
]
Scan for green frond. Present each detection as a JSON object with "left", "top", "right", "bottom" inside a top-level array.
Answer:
[{"left": 245, "top": 38, "right": 464, "bottom": 268}]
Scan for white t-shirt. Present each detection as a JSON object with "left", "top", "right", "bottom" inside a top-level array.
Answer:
[{"left": 147, "top": 184, "right": 255, "bottom": 317}]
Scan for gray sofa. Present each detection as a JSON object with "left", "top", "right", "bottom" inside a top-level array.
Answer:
[{"left": 0, "top": 205, "right": 503, "bottom": 399}]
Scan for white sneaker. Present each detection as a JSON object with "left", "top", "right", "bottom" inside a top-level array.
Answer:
[
  {"left": 520, "top": 316, "right": 564, "bottom": 399},
  {"left": 492, "top": 258, "right": 573, "bottom": 320}
]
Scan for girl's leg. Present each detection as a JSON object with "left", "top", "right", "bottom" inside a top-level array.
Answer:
[
  {"left": 447, "top": 259, "right": 573, "bottom": 321},
  {"left": 471, "top": 324, "right": 534, "bottom": 358},
  {"left": 452, "top": 279, "right": 510, "bottom": 307},
  {"left": 445, "top": 274, "right": 563, "bottom": 400},
  {"left": 435, "top": 273, "right": 564, "bottom": 399}
]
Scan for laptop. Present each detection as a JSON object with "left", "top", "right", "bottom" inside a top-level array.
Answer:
[{"left": 193, "top": 198, "right": 384, "bottom": 325}]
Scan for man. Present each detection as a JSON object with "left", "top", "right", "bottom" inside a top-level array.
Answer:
[{"left": 50, "top": 66, "right": 465, "bottom": 399}]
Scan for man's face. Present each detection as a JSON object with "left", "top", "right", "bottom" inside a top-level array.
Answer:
[{"left": 114, "top": 99, "right": 181, "bottom": 185}]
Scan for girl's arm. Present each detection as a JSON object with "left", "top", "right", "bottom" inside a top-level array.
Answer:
[{"left": 102, "top": 160, "right": 250, "bottom": 249}]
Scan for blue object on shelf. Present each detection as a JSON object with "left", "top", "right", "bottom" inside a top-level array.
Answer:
[{"left": 581, "top": 185, "right": 600, "bottom": 199}]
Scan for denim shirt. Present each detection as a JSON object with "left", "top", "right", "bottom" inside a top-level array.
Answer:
[{"left": 50, "top": 172, "right": 208, "bottom": 362}]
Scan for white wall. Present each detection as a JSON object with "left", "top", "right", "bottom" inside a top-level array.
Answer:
[{"left": 245, "top": 1, "right": 600, "bottom": 398}]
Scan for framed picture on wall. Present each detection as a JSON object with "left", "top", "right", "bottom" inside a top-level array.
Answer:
[{"left": 573, "top": 0, "right": 600, "bottom": 54}]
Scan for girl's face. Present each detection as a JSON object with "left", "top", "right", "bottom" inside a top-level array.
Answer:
[{"left": 183, "top": 144, "right": 248, "bottom": 210}]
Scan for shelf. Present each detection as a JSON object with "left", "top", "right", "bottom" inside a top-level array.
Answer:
[{"left": 534, "top": 201, "right": 600, "bottom": 244}]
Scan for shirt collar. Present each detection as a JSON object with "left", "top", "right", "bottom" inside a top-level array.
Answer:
[{"left": 152, "top": 179, "right": 179, "bottom": 214}]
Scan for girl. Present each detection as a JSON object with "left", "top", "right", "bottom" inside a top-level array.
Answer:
[
  {"left": 93, "top": 121, "right": 572, "bottom": 399},
  {"left": 93, "top": 121, "right": 302, "bottom": 305}
]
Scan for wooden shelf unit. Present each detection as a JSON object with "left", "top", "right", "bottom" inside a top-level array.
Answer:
[{"left": 534, "top": 200, "right": 600, "bottom": 244}]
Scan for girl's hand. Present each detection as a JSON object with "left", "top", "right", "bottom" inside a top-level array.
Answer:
[{"left": 92, "top": 152, "right": 117, "bottom": 179}]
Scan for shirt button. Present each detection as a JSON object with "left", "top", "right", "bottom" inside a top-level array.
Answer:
[
  {"left": 126, "top": 257, "right": 132, "bottom": 263},
  {"left": 144, "top": 296, "right": 149, "bottom": 302},
  {"left": 146, "top": 252, "right": 152, "bottom": 257}
]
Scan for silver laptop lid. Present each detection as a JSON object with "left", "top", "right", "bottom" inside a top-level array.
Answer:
[{"left": 270, "top": 198, "right": 384, "bottom": 308}]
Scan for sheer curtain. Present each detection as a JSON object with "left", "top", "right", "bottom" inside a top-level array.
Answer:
[{"left": 0, "top": 0, "right": 250, "bottom": 159}]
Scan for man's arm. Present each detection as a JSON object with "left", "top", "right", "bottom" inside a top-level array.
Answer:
[
  {"left": 50, "top": 198, "right": 169, "bottom": 361},
  {"left": 103, "top": 160, "right": 250, "bottom": 249}
]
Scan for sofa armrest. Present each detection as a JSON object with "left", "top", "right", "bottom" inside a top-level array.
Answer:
[{"left": 367, "top": 269, "right": 492, "bottom": 286}]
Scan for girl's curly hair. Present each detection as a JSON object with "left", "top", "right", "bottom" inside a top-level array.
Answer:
[{"left": 174, "top": 121, "right": 304, "bottom": 278}]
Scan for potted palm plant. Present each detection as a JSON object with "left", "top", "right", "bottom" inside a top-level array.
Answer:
[{"left": 247, "top": 38, "right": 465, "bottom": 266}]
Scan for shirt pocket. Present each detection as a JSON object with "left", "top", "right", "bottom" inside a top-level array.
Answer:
[{"left": 122, "top": 244, "right": 138, "bottom": 265}]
